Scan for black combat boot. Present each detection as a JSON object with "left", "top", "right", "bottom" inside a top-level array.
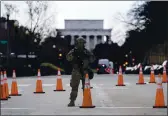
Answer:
[{"left": 68, "top": 100, "right": 75, "bottom": 107}]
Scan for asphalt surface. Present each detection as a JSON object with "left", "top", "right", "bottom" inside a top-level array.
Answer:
[{"left": 1, "top": 74, "right": 167, "bottom": 115}]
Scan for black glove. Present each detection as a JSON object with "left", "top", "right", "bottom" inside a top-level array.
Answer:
[{"left": 88, "top": 69, "right": 94, "bottom": 80}]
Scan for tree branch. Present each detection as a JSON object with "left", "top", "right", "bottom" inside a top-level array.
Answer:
[
  {"left": 3, "top": 3, "right": 19, "bottom": 16},
  {"left": 32, "top": 9, "right": 43, "bottom": 33}
]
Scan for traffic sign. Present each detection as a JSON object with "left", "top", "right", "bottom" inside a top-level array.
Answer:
[{"left": 0, "top": 40, "right": 7, "bottom": 44}]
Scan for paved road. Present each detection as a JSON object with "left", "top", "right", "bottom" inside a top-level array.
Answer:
[{"left": 1, "top": 74, "right": 167, "bottom": 115}]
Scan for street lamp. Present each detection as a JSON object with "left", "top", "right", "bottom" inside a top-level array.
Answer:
[
  {"left": 130, "top": 51, "right": 132, "bottom": 54},
  {"left": 53, "top": 45, "right": 56, "bottom": 48},
  {"left": 132, "top": 58, "right": 135, "bottom": 66},
  {"left": 33, "top": 39, "right": 38, "bottom": 58},
  {"left": 25, "top": 30, "right": 29, "bottom": 35},
  {"left": 129, "top": 51, "right": 132, "bottom": 66},
  {"left": 34, "top": 39, "right": 37, "bottom": 43},
  {"left": 14, "top": 20, "right": 19, "bottom": 27},
  {"left": 14, "top": 20, "right": 19, "bottom": 58},
  {"left": 59, "top": 53, "right": 62, "bottom": 57},
  {"left": 0, "top": 52, "right": 2, "bottom": 57}
]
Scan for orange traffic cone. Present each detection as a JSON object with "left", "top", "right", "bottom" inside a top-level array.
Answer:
[
  {"left": 10, "top": 70, "right": 22, "bottom": 96},
  {"left": 79, "top": 74, "right": 95, "bottom": 108},
  {"left": 116, "top": 66, "right": 126, "bottom": 86},
  {"left": 0, "top": 71, "right": 8, "bottom": 100},
  {"left": 149, "top": 65, "right": 156, "bottom": 83},
  {"left": 81, "top": 79, "right": 93, "bottom": 89},
  {"left": 4, "top": 71, "right": 11, "bottom": 98},
  {"left": 136, "top": 64, "right": 146, "bottom": 85},
  {"left": 54, "top": 68, "right": 65, "bottom": 91},
  {"left": 34, "top": 69, "right": 45, "bottom": 94},
  {"left": 90, "top": 81, "right": 93, "bottom": 89},
  {"left": 153, "top": 74, "right": 167, "bottom": 108},
  {"left": 162, "top": 65, "right": 167, "bottom": 83}
]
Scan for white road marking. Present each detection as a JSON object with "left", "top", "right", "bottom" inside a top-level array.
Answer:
[
  {"left": 42, "top": 84, "right": 55, "bottom": 86},
  {"left": 1, "top": 108, "right": 34, "bottom": 110},
  {"left": 96, "top": 106, "right": 152, "bottom": 109},
  {"left": 111, "top": 87, "right": 129, "bottom": 90},
  {"left": 93, "top": 84, "right": 121, "bottom": 114},
  {"left": 93, "top": 84, "right": 115, "bottom": 107},
  {"left": 18, "top": 84, "right": 31, "bottom": 87},
  {"left": 93, "top": 84, "right": 106, "bottom": 107}
]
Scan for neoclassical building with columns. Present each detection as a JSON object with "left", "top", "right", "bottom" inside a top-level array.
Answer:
[{"left": 58, "top": 20, "right": 112, "bottom": 51}]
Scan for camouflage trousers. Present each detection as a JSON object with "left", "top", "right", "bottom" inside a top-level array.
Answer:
[{"left": 69, "top": 69, "right": 86, "bottom": 102}]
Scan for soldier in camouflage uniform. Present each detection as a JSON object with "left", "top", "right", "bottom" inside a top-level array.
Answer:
[{"left": 66, "top": 37, "right": 95, "bottom": 107}]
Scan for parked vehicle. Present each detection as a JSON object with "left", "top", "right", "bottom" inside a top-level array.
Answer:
[
  {"left": 97, "top": 64, "right": 110, "bottom": 74},
  {"left": 97, "top": 59, "right": 111, "bottom": 74}
]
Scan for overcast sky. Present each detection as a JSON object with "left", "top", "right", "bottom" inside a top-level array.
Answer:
[{"left": 1, "top": 1, "right": 144, "bottom": 45}]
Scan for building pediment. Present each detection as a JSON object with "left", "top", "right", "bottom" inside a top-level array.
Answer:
[{"left": 58, "top": 19, "right": 112, "bottom": 51}]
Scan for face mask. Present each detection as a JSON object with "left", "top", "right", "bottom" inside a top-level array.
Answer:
[{"left": 76, "top": 42, "right": 85, "bottom": 50}]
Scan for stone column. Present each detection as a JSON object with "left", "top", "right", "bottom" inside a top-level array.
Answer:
[
  {"left": 94, "top": 36, "right": 97, "bottom": 48},
  {"left": 108, "top": 36, "right": 112, "bottom": 44},
  {"left": 86, "top": 35, "right": 90, "bottom": 50},
  {"left": 102, "top": 35, "right": 105, "bottom": 43},
  {"left": 70, "top": 36, "right": 75, "bottom": 45},
  {"left": 97, "top": 35, "right": 102, "bottom": 44}
]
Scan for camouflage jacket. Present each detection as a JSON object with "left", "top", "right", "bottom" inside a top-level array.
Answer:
[{"left": 66, "top": 47, "right": 95, "bottom": 70}]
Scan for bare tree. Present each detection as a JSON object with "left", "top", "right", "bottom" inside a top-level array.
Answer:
[
  {"left": 113, "top": 12, "right": 145, "bottom": 31},
  {"left": 112, "top": 1, "right": 147, "bottom": 31},
  {"left": 25, "top": 1, "right": 55, "bottom": 39},
  {"left": 2, "top": 2, "right": 19, "bottom": 17}
]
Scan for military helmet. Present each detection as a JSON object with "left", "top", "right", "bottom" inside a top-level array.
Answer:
[{"left": 76, "top": 37, "right": 86, "bottom": 44}]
